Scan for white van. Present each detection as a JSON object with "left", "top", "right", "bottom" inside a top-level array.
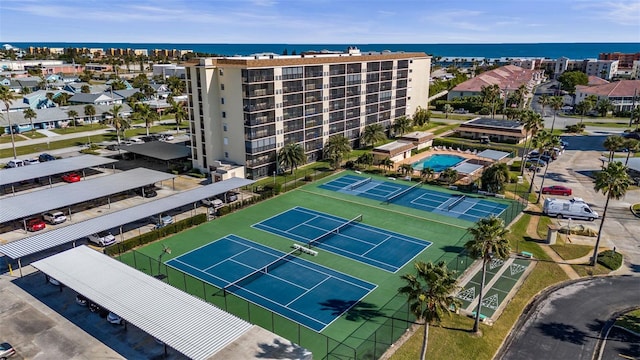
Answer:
[
  {"left": 543, "top": 198, "right": 598, "bottom": 221},
  {"left": 7, "top": 159, "right": 24, "bottom": 168}
]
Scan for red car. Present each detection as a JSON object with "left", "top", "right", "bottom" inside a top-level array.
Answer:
[
  {"left": 62, "top": 173, "right": 81, "bottom": 183},
  {"left": 542, "top": 185, "right": 572, "bottom": 196},
  {"left": 26, "top": 218, "right": 46, "bottom": 232}
]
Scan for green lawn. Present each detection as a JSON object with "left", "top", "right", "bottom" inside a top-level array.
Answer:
[
  {"left": 51, "top": 124, "right": 110, "bottom": 134},
  {"left": 581, "top": 121, "right": 633, "bottom": 129},
  {"left": 616, "top": 309, "right": 640, "bottom": 334}
]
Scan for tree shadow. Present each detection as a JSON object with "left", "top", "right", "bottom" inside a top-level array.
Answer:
[
  {"left": 609, "top": 327, "right": 640, "bottom": 358},
  {"left": 629, "top": 263, "right": 640, "bottom": 273},
  {"left": 440, "top": 245, "right": 465, "bottom": 253},
  {"left": 587, "top": 319, "right": 606, "bottom": 333},
  {"left": 523, "top": 236, "right": 546, "bottom": 244},
  {"left": 536, "top": 322, "right": 588, "bottom": 344},
  {"left": 255, "top": 338, "right": 311, "bottom": 359},
  {"left": 319, "top": 300, "right": 385, "bottom": 322}
]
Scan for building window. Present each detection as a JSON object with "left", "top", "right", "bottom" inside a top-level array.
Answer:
[
  {"left": 221, "top": 84, "right": 225, "bottom": 90},
  {"left": 223, "top": 123, "right": 228, "bottom": 131},
  {"left": 219, "top": 69, "right": 224, "bottom": 76},
  {"left": 224, "top": 137, "right": 229, "bottom": 145},
  {"left": 222, "top": 111, "right": 226, "bottom": 118},
  {"left": 221, "top": 98, "right": 225, "bottom": 104},
  {"left": 225, "top": 151, "right": 229, "bottom": 158}
]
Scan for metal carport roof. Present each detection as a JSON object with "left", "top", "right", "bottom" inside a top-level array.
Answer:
[
  {"left": 452, "top": 161, "right": 484, "bottom": 175},
  {"left": 31, "top": 246, "right": 253, "bottom": 360},
  {"left": 122, "top": 142, "right": 191, "bottom": 161},
  {"left": 477, "top": 149, "right": 511, "bottom": 161},
  {"left": 0, "top": 177, "right": 254, "bottom": 259},
  {"left": 0, "top": 154, "right": 118, "bottom": 186},
  {"left": 0, "top": 168, "right": 175, "bottom": 224}
]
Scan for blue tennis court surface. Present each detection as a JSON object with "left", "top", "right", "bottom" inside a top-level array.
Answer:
[
  {"left": 253, "top": 207, "right": 432, "bottom": 272},
  {"left": 320, "top": 174, "right": 508, "bottom": 223},
  {"left": 165, "top": 235, "right": 375, "bottom": 332}
]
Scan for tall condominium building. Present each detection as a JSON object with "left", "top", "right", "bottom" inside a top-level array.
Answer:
[{"left": 185, "top": 47, "right": 431, "bottom": 179}]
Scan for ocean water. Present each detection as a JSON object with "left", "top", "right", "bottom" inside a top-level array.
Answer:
[{"left": 7, "top": 42, "right": 640, "bottom": 59}]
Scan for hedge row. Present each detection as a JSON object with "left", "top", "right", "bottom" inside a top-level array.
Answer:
[{"left": 105, "top": 213, "right": 207, "bottom": 256}]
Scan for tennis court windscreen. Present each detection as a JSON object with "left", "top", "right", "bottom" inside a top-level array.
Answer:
[
  {"left": 308, "top": 214, "right": 363, "bottom": 248},
  {"left": 386, "top": 182, "right": 422, "bottom": 204},
  {"left": 224, "top": 249, "right": 298, "bottom": 293},
  {"left": 349, "top": 177, "right": 372, "bottom": 190},
  {"left": 447, "top": 195, "right": 466, "bottom": 211}
]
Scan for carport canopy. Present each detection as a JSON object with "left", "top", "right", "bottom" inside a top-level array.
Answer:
[
  {"left": 0, "top": 154, "right": 118, "bottom": 187},
  {"left": 0, "top": 168, "right": 175, "bottom": 224},
  {"left": 452, "top": 161, "right": 484, "bottom": 175},
  {"left": 0, "top": 177, "right": 255, "bottom": 260},
  {"left": 477, "top": 149, "right": 511, "bottom": 162},
  {"left": 31, "top": 246, "right": 254, "bottom": 360},
  {"left": 121, "top": 142, "right": 191, "bottom": 161}
]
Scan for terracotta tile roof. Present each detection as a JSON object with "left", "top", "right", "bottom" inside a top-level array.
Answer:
[
  {"left": 587, "top": 76, "right": 610, "bottom": 86},
  {"left": 578, "top": 80, "right": 640, "bottom": 97},
  {"left": 451, "top": 65, "right": 538, "bottom": 93}
]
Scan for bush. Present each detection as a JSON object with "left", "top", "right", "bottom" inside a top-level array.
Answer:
[
  {"left": 304, "top": 174, "right": 313, "bottom": 182},
  {"left": 217, "top": 206, "right": 231, "bottom": 217},
  {"left": 478, "top": 107, "right": 491, "bottom": 115},
  {"left": 597, "top": 250, "right": 623, "bottom": 270}
]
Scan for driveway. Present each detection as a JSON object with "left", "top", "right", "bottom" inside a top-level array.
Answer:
[{"left": 498, "top": 276, "right": 640, "bottom": 360}]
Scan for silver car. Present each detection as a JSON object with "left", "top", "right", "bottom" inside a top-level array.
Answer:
[{"left": 88, "top": 231, "right": 116, "bottom": 246}]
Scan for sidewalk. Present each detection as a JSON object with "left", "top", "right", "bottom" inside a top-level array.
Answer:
[{"left": 0, "top": 128, "right": 113, "bottom": 151}]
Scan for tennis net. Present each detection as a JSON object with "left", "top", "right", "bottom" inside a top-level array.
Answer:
[
  {"left": 447, "top": 195, "right": 466, "bottom": 211},
  {"left": 223, "top": 248, "right": 299, "bottom": 294},
  {"left": 308, "top": 214, "right": 363, "bottom": 248},
  {"left": 385, "top": 181, "right": 422, "bottom": 204},
  {"left": 349, "top": 177, "right": 372, "bottom": 190}
]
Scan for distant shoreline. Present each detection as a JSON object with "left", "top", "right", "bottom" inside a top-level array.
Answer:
[{"left": 5, "top": 42, "right": 640, "bottom": 59}]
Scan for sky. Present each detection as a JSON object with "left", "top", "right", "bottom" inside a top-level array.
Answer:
[{"left": 0, "top": 0, "right": 639, "bottom": 44}]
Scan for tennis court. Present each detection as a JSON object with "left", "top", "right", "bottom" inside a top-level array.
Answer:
[
  {"left": 456, "top": 258, "right": 530, "bottom": 318},
  {"left": 320, "top": 174, "right": 508, "bottom": 222},
  {"left": 253, "top": 207, "right": 432, "bottom": 272},
  {"left": 165, "top": 234, "right": 376, "bottom": 332}
]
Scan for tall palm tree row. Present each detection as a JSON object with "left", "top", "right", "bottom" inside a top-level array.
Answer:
[
  {"left": 277, "top": 142, "right": 306, "bottom": 174},
  {"left": 362, "top": 123, "right": 386, "bottom": 147},
  {"left": 398, "top": 261, "right": 460, "bottom": 360},
  {"left": 592, "top": 162, "right": 631, "bottom": 266},
  {"left": 464, "top": 216, "right": 510, "bottom": 334},
  {"left": 323, "top": 135, "right": 352, "bottom": 170},
  {"left": 0, "top": 85, "right": 19, "bottom": 159}
]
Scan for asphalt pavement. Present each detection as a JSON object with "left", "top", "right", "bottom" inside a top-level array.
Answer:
[{"left": 498, "top": 276, "right": 640, "bottom": 360}]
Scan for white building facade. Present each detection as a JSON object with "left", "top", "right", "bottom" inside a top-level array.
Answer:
[{"left": 185, "top": 49, "right": 431, "bottom": 179}]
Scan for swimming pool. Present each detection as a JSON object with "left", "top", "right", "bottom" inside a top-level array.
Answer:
[{"left": 412, "top": 154, "right": 465, "bottom": 172}]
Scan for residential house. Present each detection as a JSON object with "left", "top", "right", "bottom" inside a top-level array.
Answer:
[
  {"left": 575, "top": 79, "right": 640, "bottom": 113},
  {"left": 456, "top": 118, "right": 527, "bottom": 144},
  {"left": 447, "top": 65, "right": 544, "bottom": 102},
  {"left": 69, "top": 92, "right": 123, "bottom": 106}
]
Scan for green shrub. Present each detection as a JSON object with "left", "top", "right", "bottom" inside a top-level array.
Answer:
[
  {"left": 478, "top": 107, "right": 491, "bottom": 115},
  {"left": 597, "top": 250, "right": 623, "bottom": 270},
  {"left": 217, "top": 206, "right": 231, "bottom": 216},
  {"left": 304, "top": 175, "right": 313, "bottom": 182}
]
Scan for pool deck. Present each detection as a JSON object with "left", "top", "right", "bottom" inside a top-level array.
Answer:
[{"left": 394, "top": 148, "right": 487, "bottom": 184}]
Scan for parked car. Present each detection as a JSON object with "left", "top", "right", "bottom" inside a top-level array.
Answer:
[
  {"left": 62, "top": 172, "right": 81, "bottom": 183},
  {"left": 107, "top": 312, "right": 123, "bottom": 325},
  {"left": 136, "top": 186, "right": 157, "bottom": 198},
  {"left": 542, "top": 185, "right": 572, "bottom": 196},
  {"left": 88, "top": 231, "right": 116, "bottom": 246},
  {"left": 39, "top": 153, "right": 56, "bottom": 162},
  {"left": 160, "top": 134, "right": 174, "bottom": 141},
  {"left": 6, "top": 159, "right": 24, "bottom": 168},
  {"left": 0, "top": 342, "right": 16, "bottom": 359},
  {"left": 150, "top": 214, "right": 174, "bottom": 228},
  {"left": 23, "top": 158, "right": 40, "bottom": 165},
  {"left": 75, "top": 294, "right": 88, "bottom": 306},
  {"left": 127, "top": 137, "right": 145, "bottom": 144},
  {"left": 42, "top": 211, "right": 67, "bottom": 225},
  {"left": 26, "top": 218, "right": 46, "bottom": 232},
  {"left": 106, "top": 144, "right": 120, "bottom": 151},
  {"left": 202, "top": 198, "right": 224, "bottom": 208}
]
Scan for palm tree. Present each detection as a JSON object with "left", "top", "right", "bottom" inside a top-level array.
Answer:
[
  {"left": 392, "top": 116, "right": 413, "bottom": 136},
  {"left": 537, "top": 94, "right": 549, "bottom": 117},
  {"left": 534, "top": 131, "right": 561, "bottom": 203},
  {"left": 398, "top": 261, "right": 460, "bottom": 360},
  {"left": 53, "top": 93, "right": 71, "bottom": 106},
  {"left": 549, "top": 96, "right": 564, "bottom": 132},
  {"left": 380, "top": 157, "right": 394, "bottom": 175},
  {"left": 412, "top": 106, "right": 431, "bottom": 127},
  {"left": 132, "top": 102, "right": 158, "bottom": 136},
  {"left": 169, "top": 99, "right": 187, "bottom": 133},
  {"left": 575, "top": 99, "right": 593, "bottom": 125},
  {"left": 67, "top": 109, "right": 79, "bottom": 128},
  {"left": 166, "top": 75, "right": 186, "bottom": 95},
  {"left": 400, "top": 163, "right": 414, "bottom": 177},
  {"left": 441, "top": 168, "right": 458, "bottom": 186},
  {"left": 323, "top": 135, "right": 352, "bottom": 169},
  {"left": 362, "top": 123, "right": 386, "bottom": 147},
  {"left": 278, "top": 143, "right": 306, "bottom": 174},
  {"left": 603, "top": 135, "right": 624, "bottom": 162},
  {"left": 624, "top": 139, "right": 640, "bottom": 166},
  {"left": 591, "top": 162, "right": 631, "bottom": 266},
  {"left": 515, "top": 84, "right": 529, "bottom": 109},
  {"left": 105, "top": 104, "right": 129, "bottom": 143},
  {"left": 520, "top": 111, "right": 544, "bottom": 175},
  {"left": 480, "top": 84, "right": 501, "bottom": 119},
  {"left": 442, "top": 104, "right": 453, "bottom": 119},
  {"left": 481, "top": 163, "right": 509, "bottom": 193},
  {"left": 84, "top": 105, "right": 96, "bottom": 126},
  {"left": 23, "top": 108, "right": 37, "bottom": 134},
  {"left": 81, "top": 85, "right": 91, "bottom": 93},
  {"left": 596, "top": 98, "right": 613, "bottom": 117},
  {"left": 0, "top": 85, "right": 18, "bottom": 159},
  {"left": 356, "top": 152, "right": 374, "bottom": 170},
  {"left": 420, "top": 167, "right": 435, "bottom": 182},
  {"left": 465, "top": 216, "right": 510, "bottom": 334}
]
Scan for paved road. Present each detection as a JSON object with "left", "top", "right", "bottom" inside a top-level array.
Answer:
[
  {"left": 601, "top": 326, "right": 640, "bottom": 360},
  {"left": 499, "top": 276, "right": 640, "bottom": 360}
]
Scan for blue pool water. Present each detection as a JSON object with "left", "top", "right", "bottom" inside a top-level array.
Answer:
[{"left": 412, "top": 154, "right": 465, "bottom": 172}]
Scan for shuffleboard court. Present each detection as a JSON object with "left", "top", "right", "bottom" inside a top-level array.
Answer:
[
  {"left": 165, "top": 235, "right": 376, "bottom": 332},
  {"left": 320, "top": 175, "right": 509, "bottom": 223},
  {"left": 253, "top": 207, "right": 432, "bottom": 272}
]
